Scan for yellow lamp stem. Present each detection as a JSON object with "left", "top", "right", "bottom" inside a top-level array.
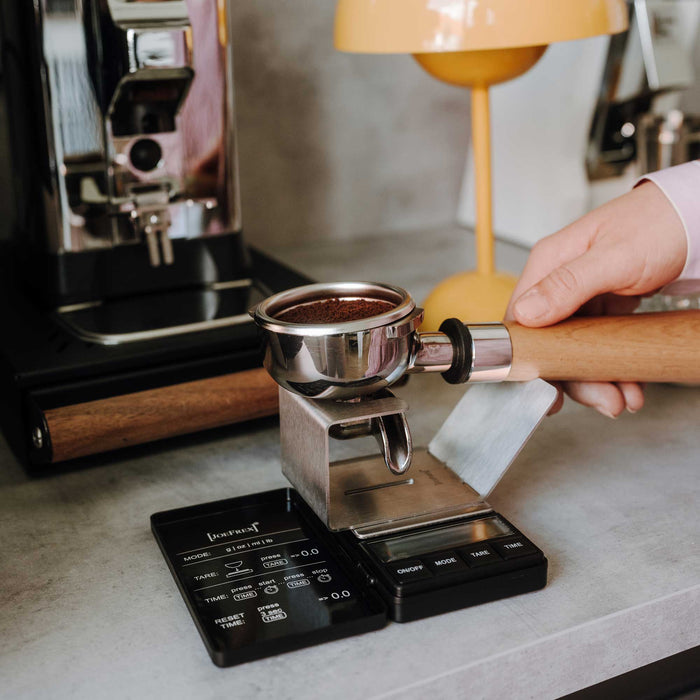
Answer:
[
  {"left": 413, "top": 46, "right": 549, "bottom": 325},
  {"left": 472, "top": 84, "right": 493, "bottom": 277}
]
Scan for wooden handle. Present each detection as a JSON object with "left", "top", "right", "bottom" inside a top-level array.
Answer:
[
  {"left": 44, "top": 368, "right": 279, "bottom": 463},
  {"left": 505, "top": 310, "right": 700, "bottom": 383}
]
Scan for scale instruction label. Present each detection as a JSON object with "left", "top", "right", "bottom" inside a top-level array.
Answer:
[{"left": 153, "top": 491, "right": 377, "bottom": 662}]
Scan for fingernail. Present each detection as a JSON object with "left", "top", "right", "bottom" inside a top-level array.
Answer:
[
  {"left": 597, "top": 406, "right": 618, "bottom": 419},
  {"left": 626, "top": 406, "right": 638, "bottom": 414},
  {"left": 514, "top": 289, "right": 550, "bottom": 321}
]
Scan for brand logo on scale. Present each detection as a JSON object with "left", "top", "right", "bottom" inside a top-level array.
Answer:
[{"left": 206, "top": 522, "right": 260, "bottom": 542}]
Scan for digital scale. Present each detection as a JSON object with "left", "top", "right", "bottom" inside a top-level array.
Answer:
[{"left": 152, "top": 382, "right": 556, "bottom": 667}]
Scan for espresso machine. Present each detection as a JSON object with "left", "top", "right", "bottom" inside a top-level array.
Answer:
[{"left": 0, "top": 0, "right": 308, "bottom": 467}]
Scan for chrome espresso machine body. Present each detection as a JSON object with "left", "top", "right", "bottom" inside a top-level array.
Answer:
[
  {"left": 0, "top": 0, "right": 307, "bottom": 467},
  {"left": 6, "top": 0, "right": 245, "bottom": 311}
]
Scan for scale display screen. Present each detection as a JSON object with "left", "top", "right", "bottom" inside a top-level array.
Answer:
[{"left": 365, "top": 516, "right": 513, "bottom": 563}]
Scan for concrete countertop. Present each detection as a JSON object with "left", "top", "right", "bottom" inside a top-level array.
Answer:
[{"left": 1, "top": 227, "right": 698, "bottom": 699}]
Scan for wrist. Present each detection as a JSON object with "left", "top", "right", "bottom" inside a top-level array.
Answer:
[{"left": 636, "top": 161, "right": 700, "bottom": 284}]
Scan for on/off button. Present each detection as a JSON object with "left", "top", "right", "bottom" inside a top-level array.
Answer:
[{"left": 386, "top": 560, "right": 432, "bottom": 584}]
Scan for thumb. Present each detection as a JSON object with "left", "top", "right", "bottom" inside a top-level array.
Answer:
[{"left": 512, "top": 249, "right": 618, "bottom": 327}]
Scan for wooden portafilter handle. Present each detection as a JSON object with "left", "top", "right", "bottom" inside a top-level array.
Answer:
[{"left": 436, "top": 311, "right": 700, "bottom": 385}]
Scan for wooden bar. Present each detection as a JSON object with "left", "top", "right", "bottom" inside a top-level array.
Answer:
[
  {"left": 506, "top": 311, "right": 700, "bottom": 383},
  {"left": 44, "top": 368, "right": 279, "bottom": 463}
]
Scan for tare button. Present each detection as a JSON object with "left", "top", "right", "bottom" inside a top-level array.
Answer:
[
  {"left": 492, "top": 537, "right": 538, "bottom": 560},
  {"left": 458, "top": 543, "right": 501, "bottom": 568},
  {"left": 386, "top": 560, "right": 432, "bottom": 584}
]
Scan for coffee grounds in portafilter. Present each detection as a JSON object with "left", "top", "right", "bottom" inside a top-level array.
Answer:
[{"left": 275, "top": 298, "right": 395, "bottom": 324}]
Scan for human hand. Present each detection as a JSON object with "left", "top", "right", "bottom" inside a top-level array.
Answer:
[{"left": 505, "top": 181, "right": 688, "bottom": 417}]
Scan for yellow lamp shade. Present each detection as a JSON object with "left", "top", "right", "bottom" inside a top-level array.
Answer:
[
  {"left": 335, "top": 0, "right": 628, "bottom": 54},
  {"left": 414, "top": 45, "right": 548, "bottom": 87}
]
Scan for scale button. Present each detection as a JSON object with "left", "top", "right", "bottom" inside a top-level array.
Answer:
[
  {"left": 423, "top": 552, "right": 468, "bottom": 576},
  {"left": 458, "top": 544, "right": 501, "bottom": 567},
  {"left": 492, "top": 537, "right": 538, "bottom": 560},
  {"left": 386, "top": 560, "right": 432, "bottom": 584}
]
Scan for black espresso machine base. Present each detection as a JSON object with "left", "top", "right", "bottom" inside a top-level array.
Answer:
[
  {"left": 0, "top": 245, "right": 310, "bottom": 469},
  {"left": 151, "top": 488, "right": 547, "bottom": 667}
]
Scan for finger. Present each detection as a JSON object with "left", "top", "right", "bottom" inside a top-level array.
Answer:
[
  {"left": 615, "top": 382, "right": 645, "bottom": 413},
  {"left": 512, "top": 246, "right": 630, "bottom": 327},
  {"left": 547, "top": 383, "right": 565, "bottom": 416},
  {"left": 562, "top": 381, "right": 626, "bottom": 418},
  {"left": 505, "top": 216, "right": 600, "bottom": 320}
]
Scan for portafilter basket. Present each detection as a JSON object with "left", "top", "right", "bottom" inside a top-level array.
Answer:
[{"left": 250, "top": 281, "right": 512, "bottom": 401}]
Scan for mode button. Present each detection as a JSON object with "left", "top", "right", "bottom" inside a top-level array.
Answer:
[{"left": 424, "top": 551, "right": 468, "bottom": 576}]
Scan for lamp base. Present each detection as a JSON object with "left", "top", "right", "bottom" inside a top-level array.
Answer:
[{"left": 421, "top": 271, "right": 518, "bottom": 330}]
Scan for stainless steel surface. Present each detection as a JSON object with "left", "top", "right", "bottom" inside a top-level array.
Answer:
[
  {"left": 333, "top": 452, "right": 490, "bottom": 537},
  {"left": 328, "top": 413, "right": 413, "bottom": 474},
  {"left": 587, "top": 0, "right": 699, "bottom": 179},
  {"left": 31, "top": 427, "right": 44, "bottom": 451},
  {"left": 468, "top": 323, "right": 513, "bottom": 383},
  {"left": 279, "top": 388, "right": 491, "bottom": 535},
  {"left": 408, "top": 332, "right": 454, "bottom": 374},
  {"left": 29, "top": 0, "right": 241, "bottom": 262},
  {"left": 55, "top": 279, "right": 265, "bottom": 345},
  {"left": 279, "top": 388, "right": 416, "bottom": 528},
  {"left": 373, "top": 412, "right": 413, "bottom": 475},
  {"left": 638, "top": 110, "right": 700, "bottom": 172},
  {"left": 253, "top": 282, "right": 423, "bottom": 400},
  {"left": 429, "top": 379, "right": 559, "bottom": 498},
  {"left": 350, "top": 499, "right": 493, "bottom": 540},
  {"left": 253, "top": 281, "right": 416, "bottom": 336}
]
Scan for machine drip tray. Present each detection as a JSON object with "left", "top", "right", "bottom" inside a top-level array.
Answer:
[{"left": 55, "top": 279, "right": 269, "bottom": 345}]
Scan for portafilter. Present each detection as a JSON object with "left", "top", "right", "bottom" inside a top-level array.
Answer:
[
  {"left": 249, "top": 281, "right": 512, "bottom": 401},
  {"left": 251, "top": 280, "right": 700, "bottom": 399}
]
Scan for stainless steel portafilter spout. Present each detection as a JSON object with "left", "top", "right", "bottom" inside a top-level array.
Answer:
[{"left": 329, "top": 410, "right": 413, "bottom": 475}]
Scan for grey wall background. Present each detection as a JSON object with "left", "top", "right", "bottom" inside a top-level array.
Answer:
[{"left": 228, "top": 1, "right": 470, "bottom": 249}]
